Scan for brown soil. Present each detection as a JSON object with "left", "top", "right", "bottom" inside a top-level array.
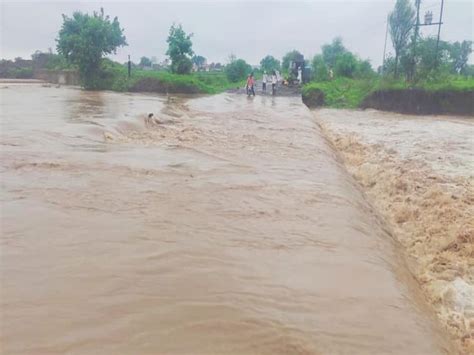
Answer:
[
  {"left": 361, "top": 89, "right": 474, "bottom": 116},
  {"left": 301, "top": 88, "right": 324, "bottom": 108}
]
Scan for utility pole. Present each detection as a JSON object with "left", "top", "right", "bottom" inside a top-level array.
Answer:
[
  {"left": 128, "top": 55, "right": 131, "bottom": 78},
  {"left": 412, "top": 0, "right": 421, "bottom": 80},
  {"left": 435, "top": 0, "right": 445, "bottom": 68},
  {"left": 382, "top": 14, "right": 389, "bottom": 76},
  {"left": 411, "top": 0, "right": 445, "bottom": 77}
]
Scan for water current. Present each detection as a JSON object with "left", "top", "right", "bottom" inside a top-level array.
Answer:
[{"left": 1, "top": 84, "right": 454, "bottom": 354}]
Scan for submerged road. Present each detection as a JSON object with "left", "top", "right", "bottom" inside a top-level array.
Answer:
[{"left": 1, "top": 85, "right": 453, "bottom": 354}]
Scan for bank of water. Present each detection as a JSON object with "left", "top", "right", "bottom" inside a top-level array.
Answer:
[
  {"left": 1, "top": 84, "right": 453, "bottom": 354},
  {"left": 314, "top": 108, "right": 473, "bottom": 353}
]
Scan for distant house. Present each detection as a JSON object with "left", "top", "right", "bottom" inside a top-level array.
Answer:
[
  {"left": 192, "top": 59, "right": 208, "bottom": 72},
  {"left": 152, "top": 59, "right": 170, "bottom": 71},
  {"left": 191, "top": 61, "right": 223, "bottom": 72}
]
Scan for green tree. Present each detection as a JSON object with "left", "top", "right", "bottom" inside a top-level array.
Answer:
[
  {"left": 225, "top": 58, "right": 251, "bottom": 82},
  {"left": 260, "top": 55, "right": 280, "bottom": 72},
  {"left": 192, "top": 55, "right": 207, "bottom": 68},
  {"left": 322, "top": 37, "right": 347, "bottom": 68},
  {"left": 166, "top": 24, "right": 194, "bottom": 74},
  {"left": 282, "top": 50, "right": 303, "bottom": 72},
  {"left": 57, "top": 8, "right": 127, "bottom": 89},
  {"left": 311, "top": 54, "right": 329, "bottom": 81},
  {"left": 355, "top": 59, "right": 374, "bottom": 78},
  {"left": 415, "top": 37, "right": 447, "bottom": 77},
  {"left": 334, "top": 52, "right": 358, "bottom": 78},
  {"left": 139, "top": 56, "right": 152, "bottom": 67},
  {"left": 449, "top": 40, "right": 472, "bottom": 75},
  {"left": 464, "top": 64, "right": 474, "bottom": 77},
  {"left": 389, "top": 0, "right": 415, "bottom": 78}
]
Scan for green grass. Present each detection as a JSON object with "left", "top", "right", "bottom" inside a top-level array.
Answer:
[
  {"left": 303, "top": 76, "right": 474, "bottom": 108},
  {"left": 375, "top": 76, "right": 474, "bottom": 92},
  {"left": 302, "top": 78, "right": 376, "bottom": 108},
  {"left": 98, "top": 61, "right": 244, "bottom": 94}
]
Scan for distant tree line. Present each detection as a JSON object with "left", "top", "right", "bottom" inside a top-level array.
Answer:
[
  {"left": 6, "top": 4, "right": 470, "bottom": 88},
  {"left": 386, "top": 0, "right": 473, "bottom": 80}
]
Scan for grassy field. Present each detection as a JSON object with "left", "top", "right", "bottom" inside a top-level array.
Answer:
[
  {"left": 302, "top": 76, "right": 474, "bottom": 109},
  {"left": 99, "top": 61, "right": 244, "bottom": 94}
]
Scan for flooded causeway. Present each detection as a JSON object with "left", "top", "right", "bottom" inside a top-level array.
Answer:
[{"left": 1, "top": 85, "right": 454, "bottom": 354}]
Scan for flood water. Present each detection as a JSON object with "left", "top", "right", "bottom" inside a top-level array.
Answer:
[
  {"left": 314, "top": 108, "right": 474, "bottom": 353},
  {"left": 1, "top": 84, "right": 454, "bottom": 354}
]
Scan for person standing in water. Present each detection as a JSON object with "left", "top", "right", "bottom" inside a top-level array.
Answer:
[
  {"left": 262, "top": 71, "right": 268, "bottom": 93},
  {"left": 246, "top": 73, "right": 255, "bottom": 96},
  {"left": 271, "top": 70, "right": 277, "bottom": 95}
]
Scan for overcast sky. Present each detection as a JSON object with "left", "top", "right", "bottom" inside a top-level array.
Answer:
[{"left": 1, "top": 0, "right": 472, "bottom": 67}]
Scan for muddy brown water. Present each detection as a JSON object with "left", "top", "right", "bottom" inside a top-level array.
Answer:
[{"left": 1, "top": 84, "right": 454, "bottom": 354}]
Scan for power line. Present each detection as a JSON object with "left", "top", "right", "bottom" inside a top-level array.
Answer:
[{"left": 411, "top": 0, "right": 445, "bottom": 76}]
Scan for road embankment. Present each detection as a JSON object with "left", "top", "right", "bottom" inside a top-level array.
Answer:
[
  {"left": 361, "top": 89, "right": 474, "bottom": 116},
  {"left": 302, "top": 79, "right": 474, "bottom": 116}
]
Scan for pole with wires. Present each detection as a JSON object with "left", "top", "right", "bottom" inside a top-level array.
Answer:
[
  {"left": 435, "top": 0, "right": 445, "bottom": 68},
  {"left": 412, "top": 0, "right": 421, "bottom": 80},
  {"left": 382, "top": 14, "right": 389, "bottom": 76}
]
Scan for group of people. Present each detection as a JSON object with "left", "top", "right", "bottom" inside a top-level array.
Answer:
[{"left": 246, "top": 70, "right": 279, "bottom": 97}]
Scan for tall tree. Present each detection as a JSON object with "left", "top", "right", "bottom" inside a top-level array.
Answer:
[
  {"left": 334, "top": 52, "right": 358, "bottom": 78},
  {"left": 355, "top": 59, "right": 375, "bottom": 78},
  {"left": 57, "top": 8, "right": 127, "bottom": 89},
  {"left": 225, "top": 58, "right": 251, "bottom": 82},
  {"left": 192, "top": 55, "right": 207, "bottom": 68},
  {"left": 139, "top": 56, "right": 152, "bottom": 67},
  {"left": 260, "top": 55, "right": 280, "bottom": 72},
  {"left": 449, "top": 40, "right": 472, "bottom": 75},
  {"left": 322, "top": 37, "right": 347, "bottom": 68},
  {"left": 311, "top": 54, "right": 329, "bottom": 81},
  {"left": 166, "top": 24, "right": 194, "bottom": 74},
  {"left": 282, "top": 50, "right": 303, "bottom": 72},
  {"left": 389, "top": 0, "right": 415, "bottom": 78}
]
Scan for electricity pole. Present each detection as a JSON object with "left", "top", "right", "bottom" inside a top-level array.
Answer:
[
  {"left": 128, "top": 55, "right": 131, "bottom": 78},
  {"left": 382, "top": 14, "right": 389, "bottom": 76},
  {"left": 435, "top": 0, "right": 445, "bottom": 68},
  {"left": 411, "top": 0, "right": 421, "bottom": 80},
  {"left": 411, "top": 0, "right": 445, "bottom": 77}
]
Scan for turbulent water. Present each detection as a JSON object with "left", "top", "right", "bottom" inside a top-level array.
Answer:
[
  {"left": 314, "top": 109, "right": 474, "bottom": 352},
  {"left": 1, "top": 84, "right": 454, "bottom": 354}
]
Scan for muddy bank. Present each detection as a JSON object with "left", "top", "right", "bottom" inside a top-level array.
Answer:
[
  {"left": 314, "top": 109, "right": 474, "bottom": 353},
  {"left": 361, "top": 89, "right": 474, "bottom": 116},
  {"left": 302, "top": 88, "right": 324, "bottom": 108}
]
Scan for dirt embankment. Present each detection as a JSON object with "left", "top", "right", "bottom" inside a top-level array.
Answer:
[
  {"left": 361, "top": 89, "right": 474, "bottom": 116},
  {"left": 301, "top": 88, "right": 324, "bottom": 108},
  {"left": 314, "top": 111, "right": 474, "bottom": 353},
  {"left": 302, "top": 88, "right": 474, "bottom": 116}
]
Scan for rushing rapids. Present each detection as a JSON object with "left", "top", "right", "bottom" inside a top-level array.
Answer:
[{"left": 1, "top": 84, "right": 455, "bottom": 354}]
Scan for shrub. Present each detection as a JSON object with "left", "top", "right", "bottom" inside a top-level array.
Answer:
[
  {"left": 225, "top": 59, "right": 251, "bottom": 83},
  {"left": 334, "top": 52, "right": 358, "bottom": 78},
  {"left": 312, "top": 54, "right": 329, "bottom": 81}
]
